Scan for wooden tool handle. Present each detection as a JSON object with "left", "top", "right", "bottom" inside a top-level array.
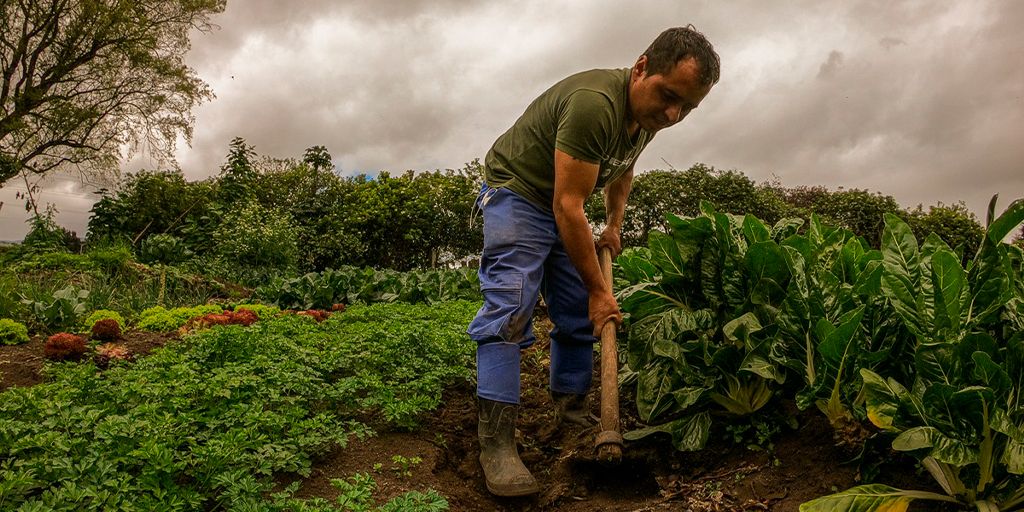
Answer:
[{"left": 595, "top": 246, "right": 623, "bottom": 464}]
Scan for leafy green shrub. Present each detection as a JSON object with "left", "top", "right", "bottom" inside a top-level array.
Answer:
[
  {"left": 212, "top": 200, "right": 298, "bottom": 268},
  {"left": 0, "top": 319, "right": 30, "bottom": 345},
  {"left": 138, "top": 234, "right": 190, "bottom": 266},
  {"left": 83, "top": 309, "right": 126, "bottom": 332},
  {"left": 86, "top": 243, "right": 135, "bottom": 275},
  {"left": 6, "top": 251, "right": 90, "bottom": 272},
  {"left": 904, "top": 201, "right": 984, "bottom": 260},
  {"left": 87, "top": 170, "right": 217, "bottom": 255},
  {"left": 22, "top": 205, "right": 79, "bottom": 253}
]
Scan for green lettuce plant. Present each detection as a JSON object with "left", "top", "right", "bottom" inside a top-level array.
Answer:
[{"left": 0, "top": 319, "right": 29, "bottom": 345}]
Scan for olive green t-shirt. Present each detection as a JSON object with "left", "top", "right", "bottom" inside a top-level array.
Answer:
[{"left": 483, "top": 68, "right": 655, "bottom": 213}]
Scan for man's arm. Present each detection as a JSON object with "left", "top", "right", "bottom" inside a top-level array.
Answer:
[
  {"left": 597, "top": 165, "right": 634, "bottom": 257},
  {"left": 552, "top": 149, "right": 622, "bottom": 336}
]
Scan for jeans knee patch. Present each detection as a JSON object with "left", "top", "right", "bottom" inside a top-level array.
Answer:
[{"left": 468, "top": 272, "right": 528, "bottom": 343}]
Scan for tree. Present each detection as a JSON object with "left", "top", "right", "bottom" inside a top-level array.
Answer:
[
  {"left": 0, "top": 0, "right": 226, "bottom": 186},
  {"left": 904, "top": 201, "right": 984, "bottom": 259}
]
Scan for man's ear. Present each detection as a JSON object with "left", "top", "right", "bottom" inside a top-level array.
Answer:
[{"left": 633, "top": 55, "right": 649, "bottom": 79}]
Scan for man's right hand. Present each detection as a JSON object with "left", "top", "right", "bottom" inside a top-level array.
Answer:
[{"left": 589, "top": 289, "right": 622, "bottom": 338}]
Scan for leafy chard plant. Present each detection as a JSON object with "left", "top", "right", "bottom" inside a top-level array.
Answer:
[
  {"left": 802, "top": 197, "right": 1024, "bottom": 511},
  {"left": 768, "top": 215, "right": 912, "bottom": 443},
  {"left": 618, "top": 202, "right": 795, "bottom": 450}
]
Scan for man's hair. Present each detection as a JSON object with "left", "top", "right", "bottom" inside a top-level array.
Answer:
[{"left": 642, "top": 25, "right": 720, "bottom": 86}]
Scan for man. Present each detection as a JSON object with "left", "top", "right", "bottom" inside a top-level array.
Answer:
[{"left": 467, "top": 26, "right": 720, "bottom": 496}]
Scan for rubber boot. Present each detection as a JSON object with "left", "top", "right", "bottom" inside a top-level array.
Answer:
[
  {"left": 478, "top": 398, "right": 539, "bottom": 496},
  {"left": 551, "top": 390, "right": 597, "bottom": 427}
]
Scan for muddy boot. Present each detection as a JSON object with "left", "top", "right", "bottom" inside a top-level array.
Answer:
[
  {"left": 552, "top": 391, "right": 597, "bottom": 427},
  {"left": 478, "top": 398, "right": 539, "bottom": 496}
]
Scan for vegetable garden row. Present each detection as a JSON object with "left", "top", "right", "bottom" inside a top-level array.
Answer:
[{"left": 1, "top": 196, "right": 1022, "bottom": 510}]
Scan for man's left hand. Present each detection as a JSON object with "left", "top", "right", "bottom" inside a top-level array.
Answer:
[{"left": 596, "top": 225, "right": 622, "bottom": 258}]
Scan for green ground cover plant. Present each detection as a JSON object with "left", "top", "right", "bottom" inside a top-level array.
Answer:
[{"left": 0, "top": 300, "right": 476, "bottom": 510}]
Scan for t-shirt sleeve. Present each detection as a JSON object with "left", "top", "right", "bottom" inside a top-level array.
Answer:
[{"left": 555, "top": 90, "right": 616, "bottom": 165}]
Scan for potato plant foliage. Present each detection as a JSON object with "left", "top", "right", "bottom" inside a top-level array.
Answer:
[
  {"left": 0, "top": 301, "right": 477, "bottom": 510},
  {"left": 616, "top": 197, "right": 1024, "bottom": 511}
]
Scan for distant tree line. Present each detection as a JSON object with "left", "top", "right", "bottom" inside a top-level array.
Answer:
[{"left": 72, "top": 138, "right": 994, "bottom": 275}]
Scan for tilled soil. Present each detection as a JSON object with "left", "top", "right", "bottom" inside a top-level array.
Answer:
[
  {"left": 0, "top": 330, "right": 178, "bottom": 390},
  {"left": 1, "top": 319, "right": 950, "bottom": 511}
]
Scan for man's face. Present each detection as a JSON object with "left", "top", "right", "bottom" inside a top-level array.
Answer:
[{"left": 628, "top": 55, "right": 714, "bottom": 133}]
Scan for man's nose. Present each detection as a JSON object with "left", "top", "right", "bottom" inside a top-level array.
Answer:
[{"left": 666, "top": 105, "right": 684, "bottom": 123}]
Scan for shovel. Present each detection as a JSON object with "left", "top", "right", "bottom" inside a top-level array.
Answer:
[{"left": 594, "top": 246, "right": 624, "bottom": 464}]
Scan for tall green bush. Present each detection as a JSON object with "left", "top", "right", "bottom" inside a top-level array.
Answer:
[{"left": 904, "top": 201, "right": 984, "bottom": 259}]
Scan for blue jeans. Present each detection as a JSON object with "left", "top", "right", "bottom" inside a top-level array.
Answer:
[{"left": 468, "top": 184, "right": 596, "bottom": 404}]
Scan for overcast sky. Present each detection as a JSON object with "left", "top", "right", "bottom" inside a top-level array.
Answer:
[{"left": 1, "top": 0, "right": 1022, "bottom": 241}]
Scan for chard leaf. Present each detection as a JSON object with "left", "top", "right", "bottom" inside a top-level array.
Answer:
[
  {"left": 616, "top": 248, "right": 659, "bottom": 282},
  {"left": 631, "top": 307, "right": 715, "bottom": 347},
  {"left": 623, "top": 412, "right": 711, "bottom": 452},
  {"left": 930, "top": 250, "right": 967, "bottom": 334},
  {"left": 723, "top": 313, "right": 763, "bottom": 351},
  {"left": 971, "top": 351, "right": 1011, "bottom": 405},
  {"left": 1006, "top": 337, "right": 1024, "bottom": 411},
  {"left": 770, "top": 217, "right": 804, "bottom": 241},
  {"left": 741, "top": 354, "right": 784, "bottom": 384},
  {"left": 648, "top": 231, "right": 688, "bottom": 285},
  {"left": 990, "top": 409, "right": 1024, "bottom": 443},
  {"left": 1002, "top": 438, "right": 1024, "bottom": 475},
  {"left": 819, "top": 306, "right": 866, "bottom": 367},
  {"left": 742, "top": 214, "right": 770, "bottom": 243},
  {"left": 670, "top": 387, "right": 706, "bottom": 411},
  {"left": 619, "top": 281, "right": 678, "bottom": 317},
  {"left": 892, "top": 426, "right": 979, "bottom": 466},
  {"left": 880, "top": 214, "right": 924, "bottom": 339},
  {"left": 746, "top": 241, "right": 789, "bottom": 306},
  {"left": 834, "top": 237, "right": 865, "bottom": 285},
  {"left": 854, "top": 259, "right": 883, "bottom": 297},
  {"left": 985, "top": 197, "right": 1024, "bottom": 244},
  {"left": 915, "top": 343, "right": 960, "bottom": 386},
  {"left": 799, "top": 484, "right": 955, "bottom": 512},
  {"left": 967, "top": 234, "right": 1012, "bottom": 325},
  {"left": 861, "top": 369, "right": 903, "bottom": 431},
  {"left": 636, "top": 363, "right": 678, "bottom": 423}
]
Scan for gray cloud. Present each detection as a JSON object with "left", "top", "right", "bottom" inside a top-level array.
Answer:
[
  {"left": 817, "top": 51, "right": 844, "bottom": 79},
  {"left": 2, "top": 0, "right": 1022, "bottom": 240},
  {"left": 879, "top": 37, "right": 905, "bottom": 50}
]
